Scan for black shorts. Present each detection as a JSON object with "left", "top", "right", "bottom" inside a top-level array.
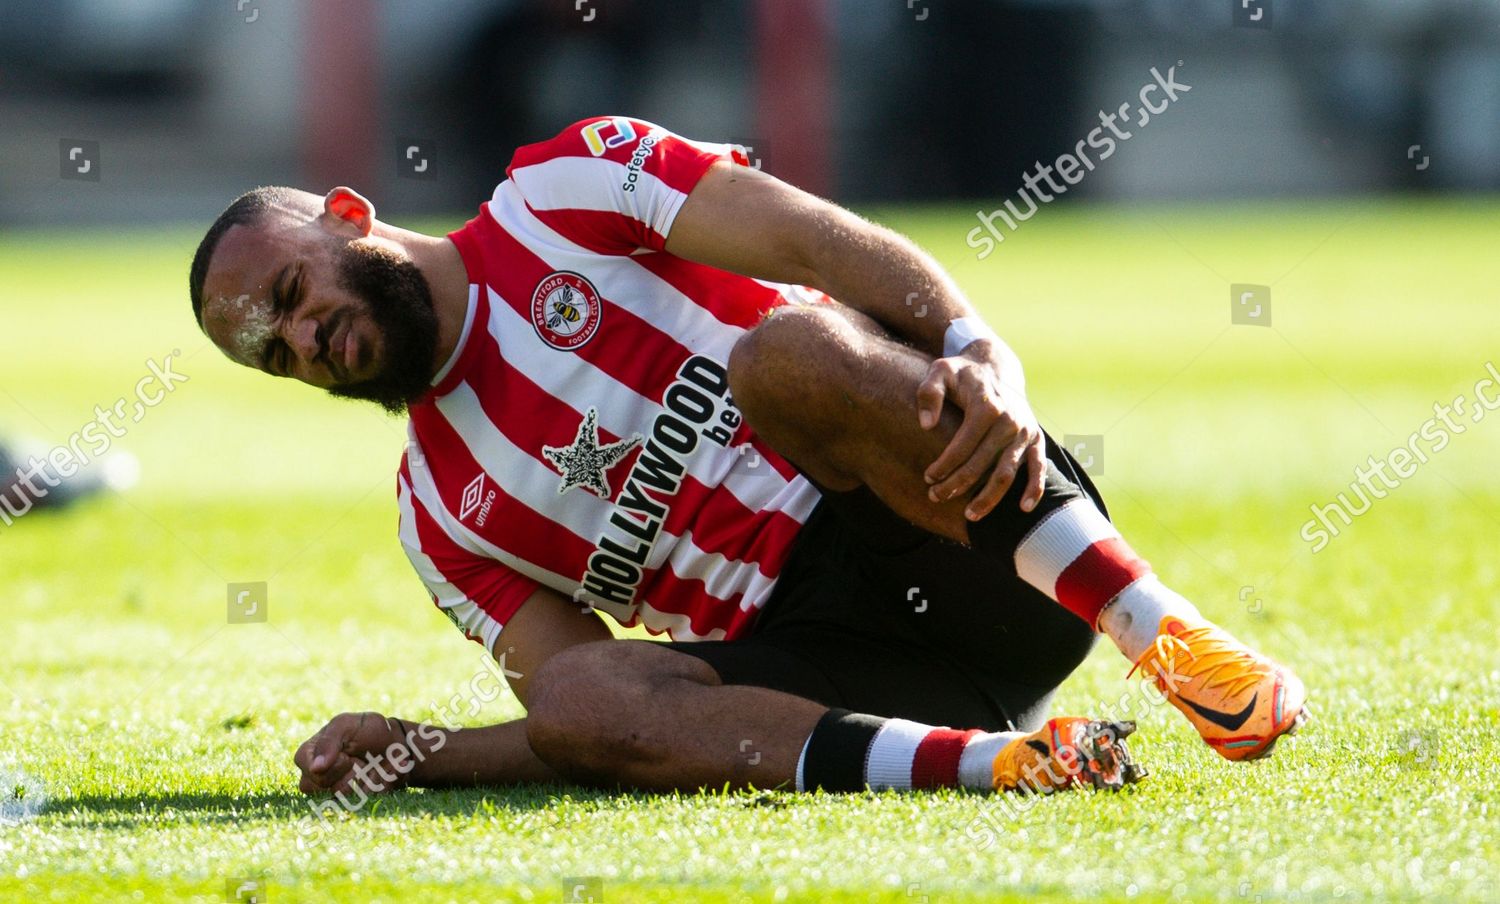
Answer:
[{"left": 664, "top": 436, "right": 1105, "bottom": 732}]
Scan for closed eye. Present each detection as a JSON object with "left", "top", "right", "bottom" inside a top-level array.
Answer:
[
  {"left": 260, "top": 265, "right": 300, "bottom": 376},
  {"left": 268, "top": 339, "right": 292, "bottom": 377}
]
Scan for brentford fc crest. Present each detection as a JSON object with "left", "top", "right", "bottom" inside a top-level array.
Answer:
[{"left": 531, "top": 271, "right": 602, "bottom": 351}]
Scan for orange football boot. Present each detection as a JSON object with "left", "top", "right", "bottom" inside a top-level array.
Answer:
[
  {"left": 1130, "top": 615, "right": 1309, "bottom": 761},
  {"left": 992, "top": 717, "right": 1147, "bottom": 792}
]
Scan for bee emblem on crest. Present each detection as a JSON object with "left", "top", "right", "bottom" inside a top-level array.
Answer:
[{"left": 531, "top": 271, "right": 603, "bottom": 350}]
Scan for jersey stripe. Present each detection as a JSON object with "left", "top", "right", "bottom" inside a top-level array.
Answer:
[
  {"left": 399, "top": 468, "right": 510, "bottom": 650},
  {"left": 510, "top": 156, "right": 682, "bottom": 251},
  {"left": 473, "top": 290, "right": 810, "bottom": 565},
  {"left": 448, "top": 368, "right": 784, "bottom": 630},
  {"left": 430, "top": 347, "right": 785, "bottom": 633},
  {"left": 411, "top": 400, "right": 598, "bottom": 584},
  {"left": 630, "top": 251, "right": 788, "bottom": 330},
  {"left": 399, "top": 117, "right": 823, "bottom": 645},
  {"left": 404, "top": 440, "right": 580, "bottom": 591},
  {"left": 488, "top": 183, "right": 802, "bottom": 481},
  {"left": 507, "top": 116, "right": 722, "bottom": 194}
]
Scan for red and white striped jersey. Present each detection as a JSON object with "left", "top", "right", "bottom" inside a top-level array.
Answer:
[{"left": 396, "top": 116, "right": 824, "bottom": 651}]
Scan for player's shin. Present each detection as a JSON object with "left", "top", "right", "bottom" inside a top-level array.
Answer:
[{"left": 963, "top": 449, "right": 1199, "bottom": 660}]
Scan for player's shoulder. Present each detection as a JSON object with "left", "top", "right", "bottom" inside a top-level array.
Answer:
[{"left": 507, "top": 115, "right": 673, "bottom": 174}]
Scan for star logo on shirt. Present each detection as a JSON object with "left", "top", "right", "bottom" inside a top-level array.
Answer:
[{"left": 542, "top": 407, "right": 642, "bottom": 498}]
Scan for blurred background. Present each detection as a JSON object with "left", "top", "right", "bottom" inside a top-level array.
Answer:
[{"left": 4, "top": 0, "right": 1500, "bottom": 227}]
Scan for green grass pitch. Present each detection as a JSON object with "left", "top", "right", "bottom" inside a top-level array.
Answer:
[{"left": 2, "top": 200, "right": 1497, "bottom": 902}]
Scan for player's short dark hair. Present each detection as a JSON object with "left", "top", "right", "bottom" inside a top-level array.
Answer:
[{"left": 188, "top": 186, "right": 308, "bottom": 325}]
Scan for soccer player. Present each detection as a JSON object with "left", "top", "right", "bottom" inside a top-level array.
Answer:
[{"left": 189, "top": 117, "right": 1307, "bottom": 797}]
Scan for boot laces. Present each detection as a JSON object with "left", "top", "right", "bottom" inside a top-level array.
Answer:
[{"left": 1128, "top": 625, "right": 1266, "bottom": 699}]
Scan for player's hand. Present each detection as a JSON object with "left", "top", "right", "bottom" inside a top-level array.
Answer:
[
  {"left": 294, "top": 711, "right": 413, "bottom": 796},
  {"left": 915, "top": 341, "right": 1046, "bottom": 520}
]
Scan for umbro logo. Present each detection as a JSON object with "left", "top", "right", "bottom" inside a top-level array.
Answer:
[
  {"left": 458, "top": 473, "right": 497, "bottom": 527},
  {"left": 458, "top": 474, "right": 484, "bottom": 519}
]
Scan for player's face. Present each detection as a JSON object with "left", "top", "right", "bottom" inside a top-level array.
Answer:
[{"left": 199, "top": 218, "right": 438, "bottom": 413}]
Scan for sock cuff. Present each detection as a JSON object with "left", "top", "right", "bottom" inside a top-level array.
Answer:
[
  {"left": 794, "top": 733, "right": 814, "bottom": 792},
  {"left": 968, "top": 454, "right": 1088, "bottom": 558},
  {"left": 800, "top": 708, "right": 886, "bottom": 792},
  {"left": 863, "top": 719, "right": 932, "bottom": 791},
  {"left": 1015, "top": 498, "right": 1120, "bottom": 588},
  {"left": 1013, "top": 498, "right": 1152, "bottom": 627}
]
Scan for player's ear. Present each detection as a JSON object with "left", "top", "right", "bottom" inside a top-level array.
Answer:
[{"left": 321, "top": 187, "right": 376, "bottom": 236}]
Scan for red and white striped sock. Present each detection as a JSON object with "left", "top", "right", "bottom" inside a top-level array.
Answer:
[
  {"left": 1013, "top": 497, "right": 1199, "bottom": 659},
  {"left": 795, "top": 710, "right": 1023, "bottom": 792}
]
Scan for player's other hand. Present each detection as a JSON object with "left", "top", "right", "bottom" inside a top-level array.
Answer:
[
  {"left": 294, "top": 711, "right": 412, "bottom": 796},
  {"left": 915, "top": 340, "right": 1045, "bottom": 520}
]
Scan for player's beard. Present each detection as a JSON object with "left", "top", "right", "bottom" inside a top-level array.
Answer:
[{"left": 325, "top": 241, "right": 440, "bottom": 415}]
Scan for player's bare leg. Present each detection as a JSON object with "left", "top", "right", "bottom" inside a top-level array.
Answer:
[
  {"left": 727, "top": 304, "right": 1308, "bottom": 761},
  {"left": 524, "top": 640, "right": 1141, "bottom": 793},
  {"left": 523, "top": 641, "right": 821, "bottom": 790}
]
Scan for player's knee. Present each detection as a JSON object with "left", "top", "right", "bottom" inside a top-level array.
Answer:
[{"left": 729, "top": 305, "right": 860, "bottom": 426}]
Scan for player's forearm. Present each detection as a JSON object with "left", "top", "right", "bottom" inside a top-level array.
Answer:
[
  {"left": 402, "top": 718, "right": 561, "bottom": 788},
  {"left": 666, "top": 161, "right": 1022, "bottom": 384},
  {"left": 804, "top": 216, "right": 1025, "bottom": 389}
]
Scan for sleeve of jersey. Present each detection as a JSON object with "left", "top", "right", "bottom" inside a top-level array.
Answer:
[
  {"left": 505, "top": 116, "right": 746, "bottom": 255},
  {"left": 398, "top": 480, "right": 541, "bottom": 651}
]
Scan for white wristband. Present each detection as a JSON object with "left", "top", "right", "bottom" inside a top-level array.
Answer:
[{"left": 943, "top": 316, "right": 1000, "bottom": 358}]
